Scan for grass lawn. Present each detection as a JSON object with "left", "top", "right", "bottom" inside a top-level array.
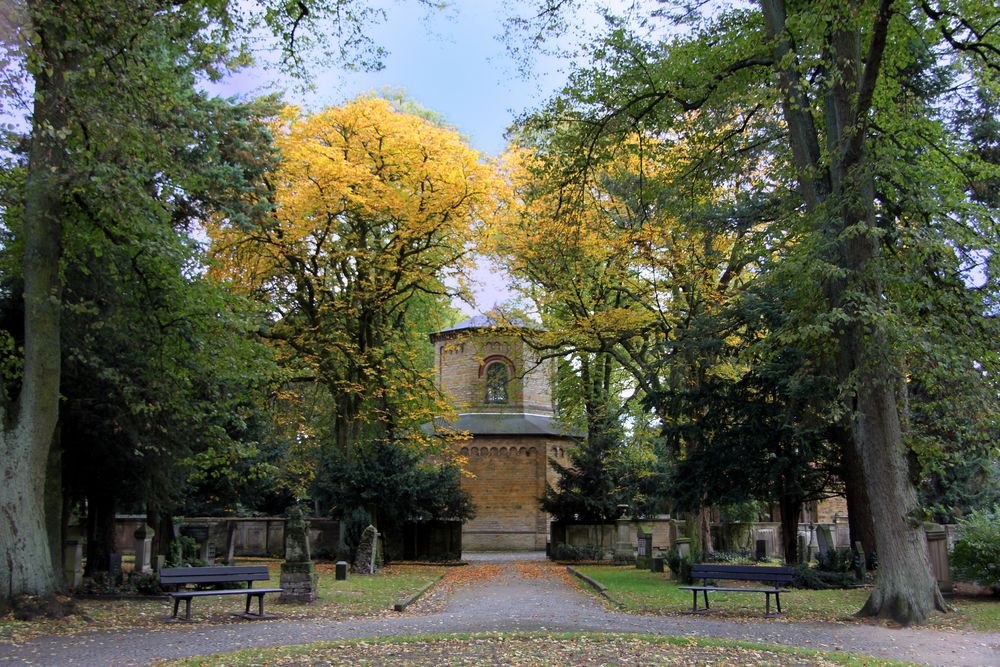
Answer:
[
  {"left": 0, "top": 559, "right": 447, "bottom": 644},
  {"left": 573, "top": 565, "right": 1000, "bottom": 631},
  {"left": 156, "top": 631, "right": 915, "bottom": 666}
]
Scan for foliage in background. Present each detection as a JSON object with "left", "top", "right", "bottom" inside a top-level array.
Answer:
[
  {"left": 950, "top": 506, "right": 1000, "bottom": 590},
  {"left": 316, "top": 440, "right": 474, "bottom": 541}
]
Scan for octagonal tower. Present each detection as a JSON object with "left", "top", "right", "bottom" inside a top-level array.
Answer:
[{"left": 429, "top": 314, "right": 577, "bottom": 551}]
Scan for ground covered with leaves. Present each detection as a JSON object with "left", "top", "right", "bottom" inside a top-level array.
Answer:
[
  {"left": 159, "top": 632, "right": 909, "bottom": 666},
  {"left": 0, "top": 561, "right": 448, "bottom": 645},
  {"left": 573, "top": 566, "right": 1000, "bottom": 631}
]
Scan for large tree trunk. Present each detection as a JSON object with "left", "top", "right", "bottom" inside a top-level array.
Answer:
[
  {"left": 778, "top": 495, "right": 801, "bottom": 565},
  {"left": 0, "top": 0, "right": 68, "bottom": 603},
  {"left": 848, "top": 324, "right": 946, "bottom": 623}
]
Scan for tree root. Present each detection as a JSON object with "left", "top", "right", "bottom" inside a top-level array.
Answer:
[
  {"left": 7, "top": 594, "right": 77, "bottom": 621},
  {"left": 856, "top": 584, "right": 948, "bottom": 626}
]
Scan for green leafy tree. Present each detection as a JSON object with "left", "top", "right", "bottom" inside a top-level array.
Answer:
[
  {"left": 0, "top": 0, "right": 443, "bottom": 601},
  {"left": 511, "top": 0, "right": 999, "bottom": 625},
  {"left": 315, "top": 439, "right": 474, "bottom": 560}
]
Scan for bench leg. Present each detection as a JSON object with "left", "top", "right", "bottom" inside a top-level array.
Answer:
[
  {"left": 703, "top": 589, "right": 710, "bottom": 610},
  {"left": 185, "top": 598, "right": 192, "bottom": 621},
  {"left": 776, "top": 592, "right": 782, "bottom": 614},
  {"left": 258, "top": 594, "right": 264, "bottom": 616},
  {"left": 691, "top": 590, "right": 698, "bottom": 612},
  {"left": 766, "top": 592, "right": 771, "bottom": 615},
  {"left": 172, "top": 598, "right": 180, "bottom": 619},
  {"left": 245, "top": 594, "right": 252, "bottom": 615}
]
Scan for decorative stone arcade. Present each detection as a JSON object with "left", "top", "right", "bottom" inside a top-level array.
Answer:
[{"left": 428, "top": 314, "right": 578, "bottom": 551}]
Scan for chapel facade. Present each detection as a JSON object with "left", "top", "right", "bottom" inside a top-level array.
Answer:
[{"left": 428, "top": 315, "right": 577, "bottom": 551}]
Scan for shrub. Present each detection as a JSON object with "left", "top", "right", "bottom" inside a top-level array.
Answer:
[
  {"left": 552, "top": 543, "right": 605, "bottom": 561},
  {"left": 816, "top": 547, "right": 855, "bottom": 574},
  {"left": 707, "top": 549, "right": 754, "bottom": 564},
  {"left": 343, "top": 506, "right": 373, "bottom": 562},
  {"left": 127, "top": 571, "right": 163, "bottom": 596},
  {"left": 165, "top": 536, "right": 204, "bottom": 568},
  {"left": 791, "top": 563, "right": 858, "bottom": 589},
  {"left": 951, "top": 505, "right": 1000, "bottom": 590},
  {"left": 666, "top": 548, "right": 693, "bottom": 584}
]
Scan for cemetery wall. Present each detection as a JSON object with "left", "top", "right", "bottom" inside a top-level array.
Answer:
[{"left": 113, "top": 516, "right": 342, "bottom": 559}]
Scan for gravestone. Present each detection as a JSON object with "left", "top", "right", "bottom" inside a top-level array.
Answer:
[
  {"left": 353, "top": 525, "right": 379, "bottom": 574},
  {"left": 62, "top": 524, "right": 84, "bottom": 588},
  {"left": 108, "top": 553, "right": 123, "bottom": 584},
  {"left": 279, "top": 507, "right": 318, "bottom": 603},
  {"left": 336, "top": 561, "right": 348, "bottom": 581},
  {"left": 815, "top": 525, "right": 834, "bottom": 557},
  {"left": 797, "top": 534, "right": 809, "bottom": 564},
  {"left": 636, "top": 533, "right": 653, "bottom": 569},
  {"left": 674, "top": 537, "right": 691, "bottom": 559},
  {"left": 755, "top": 539, "right": 767, "bottom": 561},
  {"left": 133, "top": 524, "right": 154, "bottom": 574}
]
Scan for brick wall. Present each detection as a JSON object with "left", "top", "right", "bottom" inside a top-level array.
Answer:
[{"left": 458, "top": 437, "right": 572, "bottom": 550}]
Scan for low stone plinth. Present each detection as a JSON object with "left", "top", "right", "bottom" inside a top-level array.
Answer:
[{"left": 279, "top": 561, "right": 318, "bottom": 603}]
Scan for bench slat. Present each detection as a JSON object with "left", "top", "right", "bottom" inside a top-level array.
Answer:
[
  {"left": 690, "top": 564, "right": 795, "bottom": 583},
  {"left": 169, "top": 588, "right": 283, "bottom": 598},
  {"left": 160, "top": 566, "right": 272, "bottom": 586}
]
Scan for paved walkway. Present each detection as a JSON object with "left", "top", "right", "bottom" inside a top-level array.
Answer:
[{"left": 0, "top": 554, "right": 997, "bottom": 666}]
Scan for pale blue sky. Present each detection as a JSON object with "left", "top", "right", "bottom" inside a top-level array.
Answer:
[{"left": 222, "top": 2, "right": 574, "bottom": 156}]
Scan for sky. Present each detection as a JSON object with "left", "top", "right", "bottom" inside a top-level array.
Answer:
[
  {"left": 221, "top": 2, "right": 580, "bottom": 156},
  {"left": 217, "top": 2, "right": 597, "bottom": 315}
]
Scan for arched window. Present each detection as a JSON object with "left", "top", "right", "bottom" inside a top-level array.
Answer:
[{"left": 485, "top": 361, "right": 509, "bottom": 404}]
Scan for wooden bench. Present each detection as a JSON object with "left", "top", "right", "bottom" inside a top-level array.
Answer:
[
  {"left": 159, "top": 565, "right": 283, "bottom": 620},
  {"left": 679, "top": 563, "right": 795, "bottom": 616}
]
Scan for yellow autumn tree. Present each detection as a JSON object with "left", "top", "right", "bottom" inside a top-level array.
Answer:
[
  {"left": 489, "top": 124, "right": 780, "bottom": 543},
  {"left": 210, "top": 97, "right": 497, "bottom": 462}
]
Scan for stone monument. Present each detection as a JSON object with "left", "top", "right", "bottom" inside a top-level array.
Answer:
[
  {"left": 63, "top": 523, "right": 84, "bottom": 588},
  {"left": 133, "top": 524, "right": 154, "bottom": 574},
  {"left": 353, "top": 525, "right": 379, "bottom": 574},
  {"left": 279, "top": 507, "right": 318, "bottom": 603}
]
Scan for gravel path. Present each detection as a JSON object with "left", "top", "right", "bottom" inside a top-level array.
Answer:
[{"left": 0, "top": 554, "right": 997, "bottom": 666}]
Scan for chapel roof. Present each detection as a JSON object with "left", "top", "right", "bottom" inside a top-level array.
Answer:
[
  {"left": 430, "top": 309, "right": 540, "bottom": 339},
  {"left": 424, "top": 412, "right": 583, "bottom": 438}
]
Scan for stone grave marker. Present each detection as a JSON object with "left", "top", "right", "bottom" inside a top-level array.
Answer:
[
  {"left": 815, "top": 525, "right": 834, "bottom": 556},
  {"left": 353, "top": 525, "right": 378, "bottom": 574},
  {"left": 63, "top": 524, "right": 84, "bottom": 588},
  {"left": 636, "top": 532, "right": 652, "bottom": 569},
  {"left": 279, "top": 507, "right": 318, "bottom": 603},
  {"left": 133, "top": 524, "right": 154, "bottom": 574}
]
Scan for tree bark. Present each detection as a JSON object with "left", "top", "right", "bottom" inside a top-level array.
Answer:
[
  {"left": 0, "top": 0, "right": 68, "bottom": 603},
  {"left": 778, "top": 495, "right": 801, "bottom": 565}
]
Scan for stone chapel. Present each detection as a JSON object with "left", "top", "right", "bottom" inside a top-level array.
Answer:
[{"left": 428, "top": 314, "right": 578, "bottom": 551}]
